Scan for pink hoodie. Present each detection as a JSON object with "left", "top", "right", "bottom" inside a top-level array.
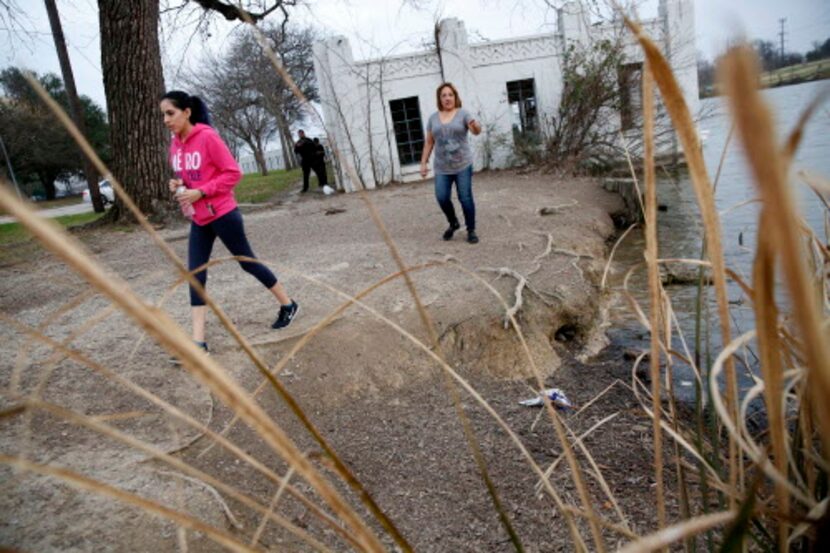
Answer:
[{"left": 169, "top": 123, "right": 241, "bottom": 226}]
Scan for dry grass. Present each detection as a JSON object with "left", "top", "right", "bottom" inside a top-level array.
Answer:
[{"left": 1, "top": 9, "right": 828, "bottom": 553}]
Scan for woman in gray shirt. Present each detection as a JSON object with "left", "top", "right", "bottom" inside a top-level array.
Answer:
[{"left": 420, "top": 82, "right": 482, "bottom": 243}]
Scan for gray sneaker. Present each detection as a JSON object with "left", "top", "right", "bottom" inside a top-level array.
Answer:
[{"left": 272, "top": 300, "right": 299, "bottom": 329}]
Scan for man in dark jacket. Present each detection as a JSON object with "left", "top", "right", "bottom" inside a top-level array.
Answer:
[{"left": 294, "top": 129, "right": 323, "bottom": 193}]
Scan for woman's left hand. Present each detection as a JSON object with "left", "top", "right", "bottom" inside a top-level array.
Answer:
[{"left": 176, "top": 188, "right": 202, "bottom": 207}]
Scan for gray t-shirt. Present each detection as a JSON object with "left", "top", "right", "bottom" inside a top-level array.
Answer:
[{"left": 427, "top": 108, "right": 474, "bottom": 175}]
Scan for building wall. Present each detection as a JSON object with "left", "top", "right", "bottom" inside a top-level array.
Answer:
[{"left": 313, "top": 0, "right": 698, "bottom": 192}]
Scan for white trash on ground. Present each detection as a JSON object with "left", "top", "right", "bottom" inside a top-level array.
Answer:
[{"left": 518, "top": 388, "right": 573, "bottom": 410}]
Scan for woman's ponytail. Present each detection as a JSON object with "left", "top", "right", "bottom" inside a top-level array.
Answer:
[{"left": 188, "top": 96, "right": 211, "bottom": 126}]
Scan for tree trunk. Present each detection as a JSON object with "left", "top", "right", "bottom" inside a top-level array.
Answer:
[
  {"left": 276, "top": 125, "right": 292, "bottom": 170},
  {"left": 274, "top": 110, "right": 296, "bottom": 170},
  {"left": 98, "top": 0, "right": 168, "bottom": 221},
  {"left": 365, "top": 68, "right": 378, "bottom": 185},
  {"left": 37, "top": 171, "right": 58, "bottom": 200},
  {"left": 254, "top": 140, "right": 268, "bottom": 176},
  {"left": 378, "top": 61, "right": 396, "bottom": 182},
  {"left": 45, "top": 0, "right": 104, "bottom": 213}
]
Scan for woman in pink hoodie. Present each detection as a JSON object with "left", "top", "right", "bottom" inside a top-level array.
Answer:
[{"left": 160, "top": 91, "right": 298, "bottom": 355}]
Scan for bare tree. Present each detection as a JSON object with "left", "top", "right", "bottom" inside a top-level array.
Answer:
[
  {"left": 0, "top": 0, "right": 33, "bottom": 54},
  {"left": 242, "top": 23, "right": 318, "bottom": 170},
  {"left": 185, "top": 50, "right": 276, "bottom": 175},
  {"left": 184, "top": 23, "right": 316, "bottom": 175}
]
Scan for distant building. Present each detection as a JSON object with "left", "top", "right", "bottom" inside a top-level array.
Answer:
[{"left": 313, "top": 0, "right": 698, "bottom": 192}]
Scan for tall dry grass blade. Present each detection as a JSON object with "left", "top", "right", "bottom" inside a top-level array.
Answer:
[
  {"left": 0, "top": 454, "right": 260, "bottom": 553},
  {"left": 641, "top": 58, "right": 667, "bottom": 536},
  {"left": 628, "top": 353, "right": 728, "bottom": 489},
  {"left": 11, "top": 396, "right": 335, "bottom": 551},
  {"left": 781, "top": 86, "right": 830, "bottom": 168},
  {"left": 719, "top": 47, "right": 830, "bottom": 456},
  {"left": 618, "top": 511, "right": 737, "bottom": 553},
  {"left": 10, "top": 288, "right": 97, "bottom": 394},
  {"left": 19, "top": 72, "right": 393, "bottom": 547},
  {"left": 709, "top": 331, "right": 816, "bottom": 507},
  {"left": 20, "top": 74, "right": 191, "bottom": 286},
  {"left": 448, "top": 261, "right": 606, "bottom": 552},
  {"left": 22, "top": 70, "right": 379, "bottom": 529},
  {"left": 0, "top": 186, "right": 387, "bottom": 552},
  {"left": 800, "top": 172, "right": 830, "bottom": 215},
  {"left": 624, "top": 16, "right": 740, "bottom": 509},
  {"left": 200, "top": 261, "right": 441, "bottom": 442},
  {"left": 240, "top": 17, "right": 518, "bottom": 550},
  {"left": 601, "top": 222, "right": 638, "bottom": 289},
  {"left": 712, "top": 123, "right": 735, "bottom": 193},
  {"left": 251, "top": 466, "right": 295, "bottom": 548},
  {"left": 286, "top": 266, "right": 628, "bottom": 551},
  {"left": 0, "top": 312, "right": 360, "bottom": 549},
  {"left": 751, "top": 208, "right": 790, "bottom": 550},
  {"left": 660, "top": 298, "right": 695, "bottom": 553}
]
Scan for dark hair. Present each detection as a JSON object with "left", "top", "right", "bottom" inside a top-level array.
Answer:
[
  {"left": 436, "top": 82, "right": 462, "bottom": 111},
  {"left": 161, "top": 90, "right": 211, "bottom": 126}
]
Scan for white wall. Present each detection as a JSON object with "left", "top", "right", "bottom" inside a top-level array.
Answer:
[{"left": 238, "top": 149, "right": 287, "bottom": 175}]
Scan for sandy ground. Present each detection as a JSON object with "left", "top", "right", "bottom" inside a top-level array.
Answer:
[{"left": 0, "top": 170, "right": 678, "bottom": 551}]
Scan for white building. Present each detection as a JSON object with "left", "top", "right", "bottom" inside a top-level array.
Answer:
[{"left": 312, "top": 0, "right": 698, "bottom": 192}]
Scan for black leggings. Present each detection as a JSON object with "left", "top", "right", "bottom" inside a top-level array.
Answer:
[
  {"left": 301, "top": 163, "right": 327, "bottom": 190},
  {"left": 188, "top": 208, "right": 277, "bottom": 306}
]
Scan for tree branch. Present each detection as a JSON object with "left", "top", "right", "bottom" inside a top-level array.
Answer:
[{"left": 191, "top": 0, "right": 291, "bottom": 22}]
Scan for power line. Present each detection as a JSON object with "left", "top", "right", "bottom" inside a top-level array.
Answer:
[{"left": 778, "top": 17, "right": 786, "bottom": 60}]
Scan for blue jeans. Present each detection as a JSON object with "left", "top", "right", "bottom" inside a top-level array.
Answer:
[
  {"left": 188, "top": 208, "right": 278, "bottom": 306},
  {"left": 434, "top": 164, "right": 475, "bottom": 231}
]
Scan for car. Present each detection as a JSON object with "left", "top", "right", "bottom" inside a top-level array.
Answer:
[{"left": 82, "top": 179, "right": 115, "bottom": 205}]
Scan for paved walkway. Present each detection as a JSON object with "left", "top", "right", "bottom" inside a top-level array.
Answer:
[{"left": 0, "top": 201, "right": 96, "bottom": 224}]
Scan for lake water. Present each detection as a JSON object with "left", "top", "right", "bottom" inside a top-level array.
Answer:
[{"left": 607, "top": 80, "right": 830, "bottom": 399}]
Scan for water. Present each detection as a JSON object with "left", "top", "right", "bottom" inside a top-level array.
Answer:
[{"left": 607, "top": 80, "right": 830, "bottom": 399}]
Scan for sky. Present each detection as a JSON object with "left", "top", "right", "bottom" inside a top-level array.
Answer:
[{"left": 1, "top": 0, "right": 828, "bottom": 112}]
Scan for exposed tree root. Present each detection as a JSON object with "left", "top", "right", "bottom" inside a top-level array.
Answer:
[{"left": 537, "top": 199, "right": 579, "bottom": 215}]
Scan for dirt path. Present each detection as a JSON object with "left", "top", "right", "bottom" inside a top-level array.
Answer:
[{"left": 0, "top": 171, "right": 674, "bottom": 551}]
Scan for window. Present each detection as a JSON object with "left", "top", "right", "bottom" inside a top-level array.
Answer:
[
  {"left": 618, "top": 62, "right": 643, "bottom": 131},
  {"left": 506, "top": 79, "right": 538, "bottom": 135},
  {"left": 389, "top": 97, "right": 425, "bottom": 165}
]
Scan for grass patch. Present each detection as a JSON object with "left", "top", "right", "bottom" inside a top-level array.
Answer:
[
  {"left": 235, "top": 168, "right": 302, "bottom": 203},
  {"left": 0, "top": 211, "right": 105, "bottom": 247},
  {"left": 759, "top": 59, "right": 830, "bottom": 87}
]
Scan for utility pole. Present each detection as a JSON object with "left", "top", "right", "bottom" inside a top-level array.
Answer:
[
  {"left": 43, "top": 0, "right": 105, "bottom": 213},
  {"left": 778, "top": 17, "right": 787, "bottom": 67}
]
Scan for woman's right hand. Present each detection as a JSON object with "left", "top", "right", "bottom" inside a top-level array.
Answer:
[
  {"left": 419, "top": 163, "right": 428, "bottom": 178},
  {"left": 169, "top": 178, "right": 183, "bottom": 193}
]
